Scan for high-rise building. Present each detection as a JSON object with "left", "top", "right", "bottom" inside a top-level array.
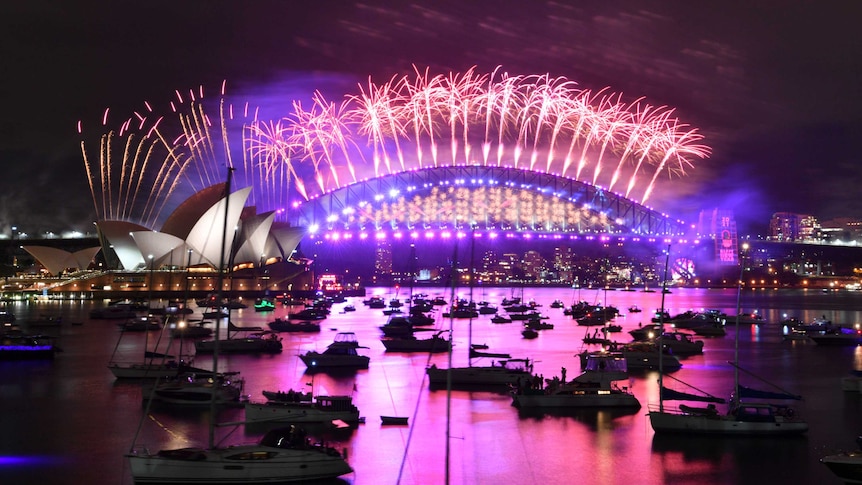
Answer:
[
  {"left": 374, "top": 242, "right": 393, "bottom": 282},
  {"left": 768, "top": 212, "right": 820, "bottom": 242},
  {"left": 522, "top": 250, "right": 546, "bottom": 282},
  {"left": 818, "top": 218, "right": 862, "bottom": 243},
  {"left": 553, "top": 245, "right": 574, "bottom": 283}
]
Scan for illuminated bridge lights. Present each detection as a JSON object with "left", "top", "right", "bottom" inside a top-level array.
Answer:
[{"left": 307, "top": 229, "right": 700, "bottom": 247}]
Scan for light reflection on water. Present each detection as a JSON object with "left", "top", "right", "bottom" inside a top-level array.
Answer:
[{"left": 0, "top": 287, "right": 860, "bottom": 484}]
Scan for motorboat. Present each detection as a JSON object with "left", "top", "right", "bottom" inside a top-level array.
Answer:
[
  {"left": 379, "top": 316, "right": 420, "bottom": 338},
  {"left": 169, "top": 320, "right": 213, "bottom": 338},
  {"left": 443, "top": 305, "right": 479, "bottom": 319},
  {"left": 581, "top": 341, "right": 682, "bottom": 372},
  {"left": 0, "top": 331, "right": 58, "bottom": 360},
  {"left": 253, "top": 298, "right": 276, "bottom": 312},
  {"left": 478, "top": 302, "right": 498, "bottom": 314},
  {"left": 127, "top": 424, "right": 352, "bottom": 483},
  {"left": 511, "top": 352, "right": 640, "bottom": 410},
  {"left": 576, "top": 312, "right": 612, "bottom": 326},
  {"left": 667, "top": 311, "right": 725, "bottom": 330},
  {"left": 404, "top": 311, "right": 435, "bottom": 326},
  {"left": 782, "top": 326, "right": 810, "bottom": 341},
  {"left": 521, "top": 328, "right": 539, "bottom": 339},
  {"left": 690, "top": 321, "right": 727, "bottom": 337},
  {"left": 90, "top": 304, "right": 138, "bottom": 320},
  {"left": 262, "top": 389, "right": 312, "bottom": 402},
  {"left": 809, "top": 325, "right": 862, "bottom": 346},
  {"left": 299, "top": 332, "right": 370, "bottom": 370},
  {"left": 363, "top": 296, "right": 386, "bottom": 308},
  {"left": 731, "top": 311, "right": 767, "bottom": 325},
  {"left": 287, "top": 308, "right": 328, "bottom": 320},
  {"left": 117, "top": 314, "right": 163, "bottom": 331},
  {"left": 822, "top": 437, "right": 862, "bottom": 483},
  {"left": 427, "top": 358, "right": 534, "bottom": 388},
  {"left": 201, "top": 308, "right": 230, "bottom": 319},
  {"left": 381, "top": 331, "right": 450, "bottom": 353},
  {"left": 195, "top": 331, "right": 283, "bottom": 354},
  {"left": 267, "top": 318, "right": 321, "bottom": 333},
  {"left": 629, "top": 324, "right": 664, "bottom": 341},
  {"left": 244, "top": 395, "right": 361, "bottom": 424},
  {"left": 655, "top": 331, "right": 704, "bottom": 356},
  {"left": 491, "top": 314, "right": 512, "bottom": 324},
  {"left": 524, "top": 318, "right": 553, "bottom": 330}
]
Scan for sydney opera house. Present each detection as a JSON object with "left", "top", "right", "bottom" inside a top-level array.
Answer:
[{"left": 17, "top": 183, "right": 316, "bottom": 299}]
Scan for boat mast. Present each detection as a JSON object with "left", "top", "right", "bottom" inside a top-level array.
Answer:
[
  {"left": 657, "top": 244, "right": 670, "bottom": 413},
  {"left": 733, "top": 242, "right": 749, "bottom": 408},
  {"left": 209, "top": 166, "right": 233, "bottom": 449},
  {"left": 444, "top": 239, "right": 459, "bottom": 485},
  {"left": 408, "top": 244, "right": 416, "bottom": 314},
  {"left": 179, "top": 248, "right": 193, "bottom": 361},
  {"left": 467, "top": 227, "right": 477, "bottom": 362}
]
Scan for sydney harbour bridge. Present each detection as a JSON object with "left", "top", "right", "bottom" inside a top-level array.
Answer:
[
  {"left": 292, "top": 165, "right": 685, "bottom": 237},
  {"left": 78, "top": 67, "right": 730, "bottom": 282}
]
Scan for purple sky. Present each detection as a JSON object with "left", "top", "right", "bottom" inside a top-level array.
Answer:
[{"left": 2, "top": 1, "right": 859, "bottom": 236}]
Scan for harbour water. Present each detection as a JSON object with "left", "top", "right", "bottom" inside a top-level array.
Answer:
[{"left": 2, "top": 286, "right": 862, "bottom": 485}]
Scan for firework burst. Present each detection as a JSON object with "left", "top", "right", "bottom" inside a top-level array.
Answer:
[{"left": 80, "top": 67, "right": 709, "bottom": 229}]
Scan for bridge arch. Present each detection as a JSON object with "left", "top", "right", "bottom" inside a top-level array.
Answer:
[{"left": 293, "top": 166, "right": 686, "bottom": 236}]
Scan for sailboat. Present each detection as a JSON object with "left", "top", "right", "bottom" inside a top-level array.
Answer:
[
  {"left": 127, "top": 167, "right": 353, "bottom": 483},
  {"left": 647, "top": 244, "right": 808, "bottom": 435},
  {"left": 426, "top": 231, "right": 534, "bottom": 388},
  {"left": 109, "top": 284, "right": 207, "bottom": 379}
]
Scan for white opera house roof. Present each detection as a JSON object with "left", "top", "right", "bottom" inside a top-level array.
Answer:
[{"left": 94, "top": 183, "right": 305, "bottom": 272}]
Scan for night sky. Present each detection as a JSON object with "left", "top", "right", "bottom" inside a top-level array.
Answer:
[{"left": 2, "top": 1, "right": 860, "bottom": 237}]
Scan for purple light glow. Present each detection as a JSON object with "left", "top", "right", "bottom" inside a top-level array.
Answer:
[
  {"left": 307, "top": 229, "right": 699, "bottom": 248},
  {"left": 0, "top": 455, "right": 63, "bottom": 466}
]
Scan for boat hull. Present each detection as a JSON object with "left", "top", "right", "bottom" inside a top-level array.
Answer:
[
  {"left": 426, "top": 365, "right": 530, "bottom": 386},
  {"left": 108, "top": 363, "right": 208, "bottom": 379},
  {"left": 513, "top": 392, "right": 640, "bottom": 409},
  {"left": 127, "top": 445, "right": 352, "bottom": 484},
  {"left": 822, "top": 452, "right": 862, "bottom": 484},
  {"left": 195, "top": 339, "right": 283, "bottom": 354},
  {"left": 244, "top": 402, "right": 360, "bottom": 424},
  {"left": 381, "top": 338, "right": 450, "bottom": 353},
  {"left": 299, "top": 353, "right": 370, "bottom": 369},
  {"left": 648, "top": 410, "right": 809, "bottom": 435},
  {"left": 809, "top": 334, "right": 862, "bottom": 346}
]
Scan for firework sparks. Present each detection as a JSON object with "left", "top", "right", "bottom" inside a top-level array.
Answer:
[{"left": 80, "top": 67, "right": 709, "bottom": 230}]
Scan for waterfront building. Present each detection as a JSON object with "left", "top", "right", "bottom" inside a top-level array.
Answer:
[{"left": 768, "top": 212, "right": 820, "bottom": 242}]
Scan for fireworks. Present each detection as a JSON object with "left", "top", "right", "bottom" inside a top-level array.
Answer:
[{"left": 80, "top": 67, "right": 709, "bottom": 230}]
